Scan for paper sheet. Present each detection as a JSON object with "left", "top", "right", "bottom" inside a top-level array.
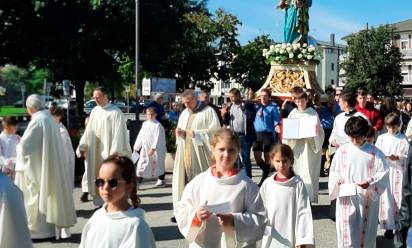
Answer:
[
  {"left": 283, "top": 116, "right": 318, "bottom": 139},
  {"left": 339, "top": 183, "right": 357, "bottom": 197},
  {"left": 204, "top": 202, "right": 232, "bottom": 215},
  {"left": 131, "top": 152, "right": 140, "bottom": 164}
]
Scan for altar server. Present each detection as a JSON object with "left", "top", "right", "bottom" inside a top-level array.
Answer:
[
  {"left": 175, "top": 128, "right": 265, "bottom": 247},
  {"left": 329, "top": 116, "right": 389, "bottom": 248},
  {"left": 283, "top": 89, "right": 324, "bottom": 203},
  {"left": 376, "top": 113, "right": 409, "bottom": 236},
  {"left": 260, "top": 144, "right": 314, "bottom": 248},
  {"left": 80, "top": 155, "right": 156, "bottom": 248}
]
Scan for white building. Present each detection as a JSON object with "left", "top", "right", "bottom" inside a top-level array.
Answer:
[
  {"left": 392, "top": 19, "right": 412, "bottom": 97},
  {"left": 315, "top": 35, "right": 347, "bottom": 90}
]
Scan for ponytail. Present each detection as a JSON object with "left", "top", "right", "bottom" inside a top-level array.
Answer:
[{"left": 101, "top": 154, "right": 140, "bottom": 208}]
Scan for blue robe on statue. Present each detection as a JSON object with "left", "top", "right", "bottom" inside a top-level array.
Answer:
[{"left": 284, "top": 0, "right": 312, "bottom": 43}]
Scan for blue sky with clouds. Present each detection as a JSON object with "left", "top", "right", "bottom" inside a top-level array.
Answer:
[{"left": 208, "top": 0, "right": 412, "bottom": 45}]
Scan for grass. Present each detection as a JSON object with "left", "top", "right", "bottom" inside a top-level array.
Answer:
[{"left": 0, "top": 106, "right": 28, "bottom": 117}]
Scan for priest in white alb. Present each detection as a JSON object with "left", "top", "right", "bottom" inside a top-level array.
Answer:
[
  {"left": 0, "top": 173, "right": 32, "bottom": 247},
  {"left": 77, "top": 87, "right": 131, "bottom": 204},
  {"left": 49, "top": 106, "right": 76, "bottom": 188},
  {"left": 329, "top": 116, "right": 388, "bottom": 248},
  {"left": 172, "top": 89, "right": 221, "bottom": 205},
  {"left": 283, "top": 90, "right": 324, "bottom": 203},
  {"left": 14, "top": 94, "right": 77, "bottom": 239}
]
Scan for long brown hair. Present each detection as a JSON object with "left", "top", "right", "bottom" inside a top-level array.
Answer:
[
  {"left": 209, "top": 128, "right": 240, "bottom": 165},
  {"left": 100, "top": 154, "right": 140, "bottom": 208}
]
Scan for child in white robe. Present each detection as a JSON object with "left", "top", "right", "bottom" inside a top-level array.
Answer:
[
  {"left": 376, "top": 113, "right": 409, "bottom": 237},
  {"left": 49, "top": 106, "right": 75, "bottom": 188},
  {"left": 175, "top": 128, "right": 266, "bottom": 248},
  {"left": 0, "top": 117, "right": 20, "bottom": 179},
  {"left": 329, "top": 116, "right": 389, "bottom": 248},
  {"left": 260, "top": 144, "right": 314, "bottom": 248},
  {"left": 80, "top": 155, "right": 156, "bottom": 248},
  {"left": 134, "top": 107, "right": 166, "bottom": 186},
  {"left": 283, "top": 89, "right": 324, "bottom": 203}
]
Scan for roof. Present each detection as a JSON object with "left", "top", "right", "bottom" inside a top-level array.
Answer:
[
  {"left": 392, "top": 19, "right": 412, "bottom": 32},
  {"left": 342, "top": 19, "right": 412, "bottom": 40},
  {"left": 316, "top": 40, "right": 347, "bottom": 48}
]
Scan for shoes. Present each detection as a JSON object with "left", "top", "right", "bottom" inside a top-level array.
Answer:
[
  {"left": 384, "top": 230, "right": 394, "bottom": 239},
  {"left": 155, "top": 179, "right": 165, "bottom": 187},
  {"left": 80, "top": 192, "right": 88, "bottom": 202}
]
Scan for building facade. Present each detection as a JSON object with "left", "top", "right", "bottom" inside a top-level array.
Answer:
[
  {"left": 392, "top": 19, "right": 412, "bottom": 97},
  {"left": 315, "top": 36, "right": 347, "bottom": 90}
]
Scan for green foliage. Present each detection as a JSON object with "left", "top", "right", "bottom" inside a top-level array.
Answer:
[
  {"left": 231, "top": 35, "right": 274, "bottom": 91},
  {"left": 343, "top": 25, "right": 403, "bottom": 96}
]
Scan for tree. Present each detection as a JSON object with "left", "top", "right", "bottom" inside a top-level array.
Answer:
[
  {"left": 231, "top": 35, "right": 274, "bottom": 91},
  {"left": 343, "top": 25, "right": 403, "bottom": 96}
]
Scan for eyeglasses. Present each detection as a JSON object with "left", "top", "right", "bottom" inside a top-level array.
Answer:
[{"left": 95, "top": 178, "right": 126, "bottom": 189}]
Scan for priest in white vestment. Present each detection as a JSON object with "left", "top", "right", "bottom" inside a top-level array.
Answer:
[
  {"left": 172, "top": 89, "right": 221, "bottom": 205},
  {"left": 50, "top": 106, "right": 75, "bottom": 188},
  {"left": 14, "top": 94, "right": 77, "bottom": 239},
  {"left": 0, "top": 173, "right": 32, "bottom": 248},
  {"left": 329, "top": 116, "right": 389, "bottom": 248},
  {"left": 283, "top": 92, "right": 324, "bottom": 203},
  {"left": 77, "top": 87, "right": 131, "bottom": 204},
  {"left": 134, "top": 107, "right": 166, "bottom": 186}
]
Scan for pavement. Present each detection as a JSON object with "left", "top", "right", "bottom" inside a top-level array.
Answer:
[{"left": 33, "top": 165, "right": 394, "bottom": 248}]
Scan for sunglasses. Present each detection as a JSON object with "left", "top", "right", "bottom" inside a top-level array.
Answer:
[{"left": 95, "top": 178, "right": 126, "bottom": 189}]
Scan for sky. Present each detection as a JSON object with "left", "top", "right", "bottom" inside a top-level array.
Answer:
[{"left": 208, "top": 0, "right": 412, "bottom": 45}]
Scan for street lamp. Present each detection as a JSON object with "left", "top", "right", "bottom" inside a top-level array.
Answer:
[
  {"left": 135, "top": 0, "right": 140, "bottom": 120},
  {"left": 21, "top": 85, "right": 26, "bottom": 108}
]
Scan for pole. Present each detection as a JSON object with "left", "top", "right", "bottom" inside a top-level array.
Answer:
[{"left": 135, "top": 0, "right": 140, "bottom": 121}]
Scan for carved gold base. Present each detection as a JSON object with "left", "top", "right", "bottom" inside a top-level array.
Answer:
[{"left": 257, "top": 62, "right": 322, "bottom": 98}]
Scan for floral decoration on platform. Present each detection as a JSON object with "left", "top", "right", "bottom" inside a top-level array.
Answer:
[{"left": 262, "top": 43, "right": 322, "bottom": 65}]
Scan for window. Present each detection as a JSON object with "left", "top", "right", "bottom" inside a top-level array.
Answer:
[
  {"left": 402, "top": 72, "right": 409, "bottom": 84},
  {"left": 401, "top": 40, "right": 408, "bottom": 50},
  {"left": 331, "top": 63, "right": 335, "bottom": 71},
  {"left": 331, "top": 79, "right": 334, "bottom": 85}
]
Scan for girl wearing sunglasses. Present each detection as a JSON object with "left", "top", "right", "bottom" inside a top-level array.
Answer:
[{"left": 79, "top": 155, "right": 156, "bottom": 248}]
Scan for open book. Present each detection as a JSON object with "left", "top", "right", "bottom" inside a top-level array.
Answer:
[{"left": 282, "top": 116, "right": 318, "bottom": 139}]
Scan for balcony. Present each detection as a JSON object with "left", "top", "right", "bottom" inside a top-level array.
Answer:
[{"left": 401, "top": 49, "right": 412, "bottom": 59}]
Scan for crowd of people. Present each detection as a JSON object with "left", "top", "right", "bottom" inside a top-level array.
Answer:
[{"left": 2, "top": 85, "right": 412, "bottom": 247}]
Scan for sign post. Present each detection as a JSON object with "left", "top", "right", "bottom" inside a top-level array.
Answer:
[
  {"left": 125, "top": 85, "right": 131, "bottom": 113},
  {"left": 62, "top": 80, "right": 71, "bottom": 128}
]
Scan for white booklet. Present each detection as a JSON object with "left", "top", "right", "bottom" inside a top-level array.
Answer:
[
  {"left": 131, "top": 152, "right": 140, "bottom": 164},
  {"left": 282, "top": 116, "right": 318, "bottom": 139},
  {"left": 339, "top": 183, "right": 358, "bottom": 197},
  {"left": 204, "top": 202, "right": 232, "bottom": 215}
]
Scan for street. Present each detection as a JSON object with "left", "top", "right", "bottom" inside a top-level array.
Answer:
[{"left": 32, "top": 162, "right": 393, "bottom": 248}]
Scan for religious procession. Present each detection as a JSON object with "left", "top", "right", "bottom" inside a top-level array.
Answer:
[{"left": 1, "top": 0, "right": 412, "bottom": 248}]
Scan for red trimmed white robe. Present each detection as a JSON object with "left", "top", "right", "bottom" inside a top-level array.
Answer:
[
  {"left": 376, "top": 132, "right": 409, "bottom": 230},
  {"left": 329, "top": 142, "right": 389, "bottom": 248}
]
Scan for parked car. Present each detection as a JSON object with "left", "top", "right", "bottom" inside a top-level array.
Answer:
[{"left": 84, "top": 100, "right": 97, "bottom": 114}]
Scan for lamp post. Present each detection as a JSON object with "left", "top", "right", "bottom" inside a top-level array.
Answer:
[
  {"left": 135, "top": 0, "right": 140, "bottom": 120},
  {"left": 125, "top": 85, "right": 130, "bottom": 113},
  {"left": 63, "top": 80, "right": 71, "bottom": 128},
  {"left": 21, "top": 85, "right": 26, "bottom": 108}
]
